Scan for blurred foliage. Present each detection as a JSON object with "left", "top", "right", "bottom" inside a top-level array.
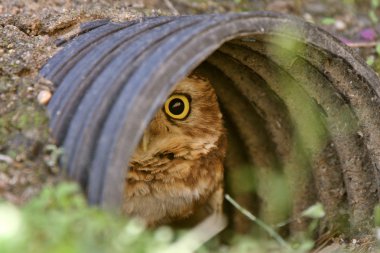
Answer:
[
  {"left": 374, "top": 204, "right": 380, "bottom": 227},
  {"left": 301, "top": 203, "right": 325, "bottom": 220},
  {"left": 0, "top": 183, "right": 162, "bottom": 253},
  {"left": 0, "top": 182, "right": 328, "bottom": 253}
]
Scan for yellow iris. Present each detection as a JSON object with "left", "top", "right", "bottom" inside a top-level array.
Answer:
[{"left": 164, "top": 94, "right": 190, "bottom": 120}]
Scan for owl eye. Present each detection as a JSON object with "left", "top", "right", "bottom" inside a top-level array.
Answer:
[{"left": 164, "top": 94, "right": 191, "bottom": 120}]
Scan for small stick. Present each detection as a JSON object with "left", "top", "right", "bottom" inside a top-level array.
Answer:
[
  {"left": 0, "top": 154, "right": 14, "bottom": 164},
  {"left": 159, "top": 213, "right": 227, "bottom": 253},
  {"left": 225, "top": 194, "right": 290, "bottom": 249},
  {"left": 164, "top": 0, "right": 180, "bottom": 16},
  {"left": 345, "top": 41, "right": 378, "bottom": 48}
]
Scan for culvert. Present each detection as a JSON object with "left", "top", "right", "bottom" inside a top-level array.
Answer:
[{"left": 40, "top": 12, "right": 380, "bottom": 237}]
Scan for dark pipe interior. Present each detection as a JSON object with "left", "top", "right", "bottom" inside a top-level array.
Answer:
[{"left": 196, "top": 36, "right": 379, "bottom": 235}]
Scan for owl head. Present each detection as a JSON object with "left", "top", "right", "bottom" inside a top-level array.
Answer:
[{"left": 129, "top": 75, "right": 225, "bottom": 168}]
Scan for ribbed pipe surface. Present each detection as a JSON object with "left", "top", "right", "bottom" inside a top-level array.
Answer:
[{"left": 41, "top": 12, "right": 380, "bottom": 235}]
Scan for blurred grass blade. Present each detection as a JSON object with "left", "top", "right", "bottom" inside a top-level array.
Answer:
[
  {"left": 158, "top": 213, "right": 227, "bottom": 253},
  {"left": 301, "top": 202, "right": 325, "bottom": 219},
  {"left": 225, "top": 194, "right": 290, "bottom": 249}
]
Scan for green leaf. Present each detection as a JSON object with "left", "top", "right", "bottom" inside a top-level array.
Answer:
[
  {"left": 369, "top": 10, "right": 379, "bottom": 24},
  {"left": 301, "top": 202, "right": 325, "bottom": 219},
  {"left": 374, "top": 204, "right": 380, "bottom": 226},
  {"left": 372, "top": 0, "right": 379, "bottom": 8},
  {"left": 376, "top": 43, "right": 380, "bottom": 55},
  {"left": 367, "top": 55, "right": 375, "bottom": 66},
  {"left": 294, "top": 240, "right": 314, "bottom": 251},
  {"left": 321, "top": 17, "right": 336, "bottom": 25},
  {"left": 0, "top": 203, "right": 23, "bottom": 241}
]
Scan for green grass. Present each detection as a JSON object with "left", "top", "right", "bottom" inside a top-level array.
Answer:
[
  {"left": 0, "top": 182, "right": 331, "bottom": 253},
  {"left": 0, "top": 183, "right": 161, "bottom": 253}
]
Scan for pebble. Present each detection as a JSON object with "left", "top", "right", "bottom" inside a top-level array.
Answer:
[
  {"left": 37, "top": 90, "right": 52, "bottom": 105},
  {"left": 303, "top": 13, "right": 314, "bottom": 23},
  {"left": 335, "top": 20, "right": 347, "bottom": 31},
  {"left": 0, "top": 154, "right": 14, "bottom": 164}
]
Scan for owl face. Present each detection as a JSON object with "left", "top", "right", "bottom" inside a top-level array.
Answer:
[
  {"left": 129, "top": 75, "right": 225, "bottom": 169},
  {"left": 124, "top": 75, "right": 226, "bottom": 226}
]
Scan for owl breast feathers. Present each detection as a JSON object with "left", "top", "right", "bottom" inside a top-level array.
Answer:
[{"left": 124, "top": 75, "right": 226, "bottom": 226}]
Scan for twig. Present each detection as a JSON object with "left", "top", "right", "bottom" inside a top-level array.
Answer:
[
  {"left": 174, "top": 0, "right": 212, "bottom": 12},
  {"left": 0, "top": 154, "right": 14, "bottom": 164},
  {"left": 225, "top": 194, "right": 290, "bottom": 249},
  {"left": 346, "top": 41, "right": 379, "bottom": 48},
  {"left": 163, "top": 0, "right": 180, "bottom": 16},
  {"left": 273, "top": 217, "right": 296, "bottom": 228},
  {"left": 158, "top": 213, "right": 227, "bottom": 253}
]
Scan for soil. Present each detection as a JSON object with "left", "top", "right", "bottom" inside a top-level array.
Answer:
[{"left": 0, "top": 0, "right": 146, "bottom": 204}]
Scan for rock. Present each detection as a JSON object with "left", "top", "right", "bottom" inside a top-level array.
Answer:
[{"left": 37, "top": 90, "right": 52, "bottom": 105}]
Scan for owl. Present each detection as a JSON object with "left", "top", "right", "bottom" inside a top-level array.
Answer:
[{"left": 124, "top": 75, "right": 226, "bottom": 227}]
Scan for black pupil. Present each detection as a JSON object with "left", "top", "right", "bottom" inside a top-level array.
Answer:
[{"left": 169, "top": 98, "right": 185, "bottom": 115}]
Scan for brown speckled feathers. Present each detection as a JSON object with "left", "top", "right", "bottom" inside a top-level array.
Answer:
[{"left": 124, "top": 75, "right": 226, "bottom": 226}]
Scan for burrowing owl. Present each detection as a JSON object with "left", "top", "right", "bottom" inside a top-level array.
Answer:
[{"left": 124, "top": 75, "right": 226, "bottom": 226}]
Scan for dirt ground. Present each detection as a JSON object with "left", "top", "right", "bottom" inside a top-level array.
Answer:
[{"left": 0, "top": 0, "right": 379, "bottom": 220}]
